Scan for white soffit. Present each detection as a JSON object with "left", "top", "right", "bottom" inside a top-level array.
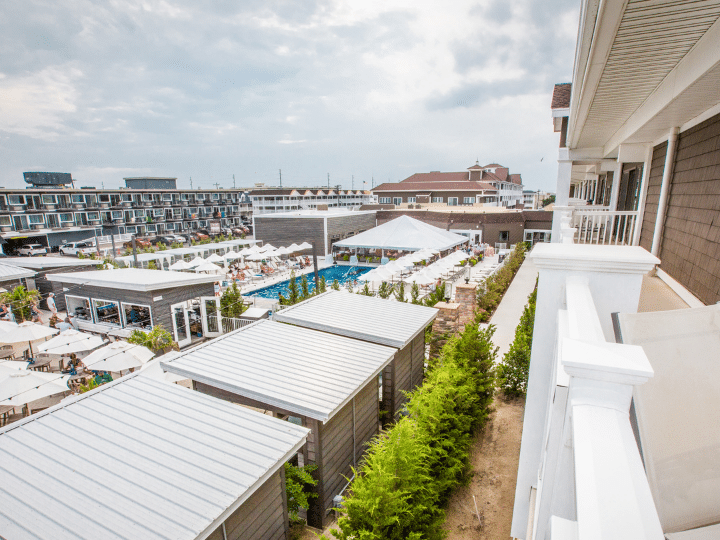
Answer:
[
  {"left": 162, "top": 320, "right": 396, "bottom": 422},
  {"left": 0, "top": 374, "right": 308, "bottom": 540},
  {"left": 576, "top": 0, "right": 720, "bottom": 150},
  {"left": 274, "top": 291, "right": 438, "bottom": 348},
  {"left": 616, "top": 304, "right": 720, "bottom": 533}
]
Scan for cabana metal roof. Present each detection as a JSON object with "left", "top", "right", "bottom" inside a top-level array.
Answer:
[
  {"left": 274, "top": 291, "right": 438, "bottom": 348},
  {"left": 1, "top": 256, "right": 99, "bottom": 269},
  {"left": 47, "top": 268, "right": 218, "bottom": 291},
  {"left": 0, "top": 262, "right": 35, "bottom": 281},
  {"left": 162, "top": 320, "right": 396, "bottom": 422},
  {"left": 333, "top": 215, "right": 468, "bottom": 251},
  {"left": 0, "top": 374, "right": 308, "bottom": 540}
]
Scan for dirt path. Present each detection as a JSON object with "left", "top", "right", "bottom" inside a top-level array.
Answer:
[{"left": 443, "top": 395, "right": 525, "bottom": 540}]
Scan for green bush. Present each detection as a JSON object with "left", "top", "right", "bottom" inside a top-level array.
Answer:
[
  {"left": 475, "top": 243, "right": 527, "bottom": 322},
  {"left": 410, "top": 283, "right": 421, "bottom": 305},
  {"left": 394, "top": 281, "right": 406, "bottom": 302},
  {"left": 497, "top": 287, "right": 537, "bottom": 397},
  {"left": 327, "top": 323, "right": 497, "bottom": 540},
  {"left": 377, "top": 281, "right": 392, "bottom": 299},
  {"left": 1, "top": 285, "right": 39, "bottom": 322},
  {"left": 331, "top": 279, "right": 341, "bottom": 291},
  {"left": 285, "top": 462, "right": 318, "bottom": 523},
  {"left": 128, "top": 325, "right": 178, "bottom": 354},
  {"left": 220, "top": 282, "right": 246, "bottom": 318}
]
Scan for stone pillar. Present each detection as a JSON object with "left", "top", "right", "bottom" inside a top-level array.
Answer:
[
  {"left": 430, "top": 302, "right": 460, "bottom": 356},
  {"left": 454, "top": 283, "right": 477, "bottom": 327}
]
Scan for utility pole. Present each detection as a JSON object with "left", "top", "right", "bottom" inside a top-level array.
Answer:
[
  {"left": 213, "top": 182, "right": 220, "bottom": 190},
  {"left": 190, "top": 177, "right": 193, "bottom": 189},
  {"left": 233, "top": 174, "right": 236, "bottom": 189},
  {"left": 351, "top": 175, "right": 354, "bottom": 190},
  {"left": 327, "top": 173, "right": 330, "bottom": 189},
  {"left": 279, "top": 169, "right": 282, "bottom": 188},
  {"left": 371, "top": 176, "right": 374, "bottom": 189}
]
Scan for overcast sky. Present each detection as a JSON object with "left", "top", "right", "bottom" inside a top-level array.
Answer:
[{"left": 0, "top": 0, "right": 578, "bottom": 192}]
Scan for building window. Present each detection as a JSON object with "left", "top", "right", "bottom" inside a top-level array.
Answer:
[
  {"left": 379, "top": 197, "right": 392, "bottom": 204},
  {"left": 499, "top": 230, "right": 509, "bottom": 242},
  {"left": 66, "top": 296, "right": 91, "bottom": 322},
  {"left": 59, "top": 213, "right": 73, "bottom": 223},
  {"left": 463, "top": 197, "right": 474, "bottom": 204},
  {"left": 432, "top": 197, "right": 443, "bottom": 203},
  {"left": 393, "top": 197, "right": 402, "bottom": 205},
  {"left": 448, "top": 197, "right": 458, "bottom": 206},
  {"left": 122, "top": 303, "right": 153, "bottom": 329},
  {"left": 28, "top": 214, "right": 44, "bottom": 225},
  {"left": 92, "top": 298, "right": 121, "bottom": 326},
  {"left": 408, "top": 197, "right": 416, "bottom": 203}
]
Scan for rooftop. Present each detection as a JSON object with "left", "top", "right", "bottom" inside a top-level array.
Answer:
[
  {"left": 0, "top": 262, "right": 35, "bottom": 281},
  {"left": 274, "top": 291, "right": 438, "bottom": 348},
  {"left": 253, "top": 208, "right": 377, "bottom": 219},
  {"left": 0, "top": 374, "right": 308, "bottom": 540},
  {"left": 1, "top": 256, "right": 100, "bottom": 269},
  {"left": 46, "top": 268, "right": 219, "bottom": 291},
  {"left": 162, "top": 320, "right": 396, "bottom": 422},
  {"left": 551, "top": 83, "right": 571, "bottom": 109}
]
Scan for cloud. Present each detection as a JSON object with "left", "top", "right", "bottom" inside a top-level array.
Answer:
[{"left": 0, "top": 0, "right": 578, "bottom": 192}]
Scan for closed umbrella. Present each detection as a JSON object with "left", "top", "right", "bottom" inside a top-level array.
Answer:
[
  {"left": 82, "top": 342, "right": 154, "bottom": 373},
  {"left": 0, "top": 321, "right": 59, "bottom": 358},
  {"left": 37, "top": 329, "right": 105, "bottom": 355},
  {"left": 0, "top": 370, "right": 70, "bottom": 405}
]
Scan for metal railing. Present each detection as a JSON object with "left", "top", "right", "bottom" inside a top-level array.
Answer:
[{"left": 572, "top": 209, "right": 639, "bottom": 245}]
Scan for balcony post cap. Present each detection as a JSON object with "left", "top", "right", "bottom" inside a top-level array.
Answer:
[
  {"left": 562, "top": 338, "right": 653, "bottom": 386},
  {"left": 529, "top": 243, "right": 659, "bottom": 274}
]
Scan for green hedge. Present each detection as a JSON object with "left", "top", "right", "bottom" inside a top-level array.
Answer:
[
  {"left": 496, "top": 285, "right": 537, "bottom": 397},
  {"left": 476, "top": 243, "right": 527, "bottom": 322},
  {"left": 326, "top": 322, "right": 497, "bottom": 540}
]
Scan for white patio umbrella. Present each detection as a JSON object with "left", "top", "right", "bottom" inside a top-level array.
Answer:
[
  {"left": 224, "top": 251, "right": 242, "bottom": 261},
  {"left": 0, "top": 359, "right": 28, "bottom": 376},
  {"left": 274, "top": 247, "right": 291, "bottom": 256},
  {"left": 206, "top": 253, "right": 224, "bottom": 263},
  {"left": 422, "top": 265, "right": 446, "bottom": 279},
  {"left": 404, "top": 272, "right": 435, "bottom": 286},
  {"left": 0, "top": 321, "right": 18, "bottom": 333},
  {"left": 246, "top": 252, "right": 267, "bottom": 261},
  {"left": 139, "top": 356, "right": 187, "bottom": 384},
  {"left": 298, "top": 242, "right": 312, "bottom": 250},
  {"left": 169, "top": 260, "right": 193, "bottom": 270},
  {"left": 0, "top": 370, "right": 70, "bottom": 405},
  {"left": 239, "top": 247, "right": 253, "bottom": 256},
  {"left": 194, "top": 261, "right": 224, "bottom": 273},
  {"left": 82, "top": 341, "right": 154, "bottom": 373},
  {"left": 0, "top": 322, "right": 59, "bottom": 357},
  {"left": 187, "top": 256, "right": 206, "bottom": 268},
  {"left": 287, "top": 243, "right": 301, "bottom": 253},
  {"left": 449, "top": 251, "right": 470, "bottom": 262},
  {"left": 261, "top": 243, "right": 276, "bottom": 251},
  {"left": 37, "top": 329, "right": 105, "bottom": 355},
  {"left": 246, "top": 245, "right": 262, "bottom": 254}
]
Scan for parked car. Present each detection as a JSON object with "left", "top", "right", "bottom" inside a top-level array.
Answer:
[
  {"left": 59, "top": 241, "right": 95, "bottom": 257},
  {"left": 170, "top": 234, "right": 187, "bottom": 244},
  {"left": 190, "top": 232, "right": 210, "bottom": 242},
  {"left": 17, "top": 244, "right": 48, "bottom": 256},
  {"left": 123, "top": 238, "right": 151, "bottom": 249},
  {"left": 151, "top": 235, "right": 176, "bottom": 246},
  {"left": 232, "top": 227, "right": 249, "bottom": 236}
]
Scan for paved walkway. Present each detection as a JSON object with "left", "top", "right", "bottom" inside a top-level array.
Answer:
[{"left": 486, "top": 257, "right": 538, "bottom": 361}]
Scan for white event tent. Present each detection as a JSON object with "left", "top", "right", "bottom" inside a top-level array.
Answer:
[{"left": 333, "top": 215, "right": 468, "bottom": 252}]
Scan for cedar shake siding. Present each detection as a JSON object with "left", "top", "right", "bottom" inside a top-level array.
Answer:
[
  {"left": 326, "top": 213, "right": 377, "bottom": 245},
  {"left": 639, "top": 112, "right": 720, "bottom": 305},
  {"left": 254, "top": 217, "right": 326, "bottom": 253}
]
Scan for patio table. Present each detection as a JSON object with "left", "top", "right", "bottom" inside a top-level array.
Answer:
[
  {"left": 29, "top": 357, "right": 52, "bottom": 372},
  {"left": 0, "top": 405, "right": 14, "bottom": 426}
]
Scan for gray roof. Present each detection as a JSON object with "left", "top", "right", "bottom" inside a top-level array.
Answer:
[
  {"left": 162, "top": 320, "right": 396, "bottom": 422},
  {"left": 0, "top": 262, "right": 35, "bottom": 281},
  {"left": 46, "top": 268, "right": 218, "bottom": 291},
  {"left": 1, "top": 257, "right": 99, "bottom": 269},
  {"left": 274, "top": 291, "right": 438, "bottom": 348},
  {"left": 0, "top": 374, "right": 308, "bottom": 540}
]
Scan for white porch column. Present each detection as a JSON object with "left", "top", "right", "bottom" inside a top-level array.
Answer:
[
  {"left": 510, "top": 243, "right": 659, "bottom": 539},
  {"left": 608, "top": 161, "right": 623, "bottom": 211},
  {"left": 551, "top": 157, "right": 573, "bottom": 242},
  {"left": 632, "top": 145, "right": 654, "bottom": 246},
  {"left": 651, "top": 128, "right": 679, "bottom": 256}
]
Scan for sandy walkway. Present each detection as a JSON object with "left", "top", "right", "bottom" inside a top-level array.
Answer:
[{"left": 442, "top": 395, "right": 525, "bottom": 540}]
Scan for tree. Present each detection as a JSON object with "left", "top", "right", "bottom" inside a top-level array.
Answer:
[
  {"left": 286, "top": 270, "right": 300, "bottom": 305},
  {"left": 1, "top": 285, "right": 39, "bottom": 322},
  {"left": 128, "top": 325, "right": 178, "bottom": 354},
  {"left": 318, "top": 276, "right": 327, "bottom": 293},
  {"left": 220, "top": 282, "right": 246, "bottom": 318},
  {"left": 424, "top": 281, "right": 446, "bottom": 307},
  {"left": 394, "top": 281, "right": 406, "bottom": 302},
  {"left": 378, "top": 281, "right": 392, "bottom": 299},
  {"left": 284, "top": 463, "right": 318, "bottom": 523},
  {"left": 300, "top": 273, "right": 310, "bottom": 299},
  {"left": 359, "top": 283, "right": 372, "bottom": 296},
  {"left": 331, "top": 279, "right": 341, "bottom": 291},
  {"left": 542, "top": 194, "right": 556, "bottom": 207},
  {"left": 410, "top": 282, "right": 421, "bottom": 304}
]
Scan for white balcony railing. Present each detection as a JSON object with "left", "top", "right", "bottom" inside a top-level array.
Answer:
[{"left": 572, "top": 209, "right": 639, "bottom": 245}]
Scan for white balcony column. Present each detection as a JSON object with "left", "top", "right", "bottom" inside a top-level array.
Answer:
[
  {"left": 632, "top": 145, "right": 654, "bottom": 246},
  {"left": 510, "top": 243, "right": 659, "bottom": 539},
  {"left": 552, "top": 157, "right": 574, "bottom": 242},
  {"left": 608, "top": 161, "right": 623, "bottom": 211},
  {"left": 563, "top": 338, "right": 663, "bottom": 540},
  {"left": 651, "top": 128, "right": 679, "bottom": 256}
]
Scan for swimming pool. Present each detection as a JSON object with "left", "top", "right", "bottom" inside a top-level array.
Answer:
[{"left": 248, "top": 265, "right": 372, "bottom": 299}]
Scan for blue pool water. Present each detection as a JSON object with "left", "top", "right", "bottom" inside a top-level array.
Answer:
[{"left": 249, "top": 265, "right": 372, "bottom": 299}]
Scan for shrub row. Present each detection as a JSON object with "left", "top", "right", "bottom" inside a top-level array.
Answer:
[
  {"left": 476, "top": 243, "right": 527, "bottom": 322},
  {"left": 326, "top": 322, "right": 497, "bottom": 540},
  {"left": 497, "top": 285, "right": 537, "bottom": 397}
]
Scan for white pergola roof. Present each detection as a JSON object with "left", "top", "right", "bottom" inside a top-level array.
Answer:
[
  {"left": 115, "top": 252, "right": 171, "bottom": 264},
  {"left": 0, "top": 262, "right": 35, "bottom": 281},
  {"left": 1, "top": 257, "right": 99, "bottom": 269},
  {"left": 274, "top": 291, "right": 438, "bottom": 348},
  {"left": 162, "top": 320, "right": 396, "bottom": 422},
  {"left": 333, "top": 215, "right": 468, "bottom": 251},
  {"left": 46, "top": 268, "right": 218, "bottom": 291},
  {"left": 0, "top": 374, "right": 308, "bottom": 540}
]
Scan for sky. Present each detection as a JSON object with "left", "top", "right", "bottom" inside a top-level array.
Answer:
[{"left": 0, "top": 0, "right": 579, "bottom": 192}]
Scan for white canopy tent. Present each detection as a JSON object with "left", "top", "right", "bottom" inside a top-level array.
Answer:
[{"left": 333, "top": 216, "right": 468, "bottom": 252}]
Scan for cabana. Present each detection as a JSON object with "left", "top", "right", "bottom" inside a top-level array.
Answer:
[
  {"left": 47, "top": 268, "right": 220, "bottom": 347},
  {"left": 162, "top": 320, "right": 397, "bottom": 527},
  {"left": 274, "top": 291, "right": 438, "bottom": 423},
  {"left": 333, "top": 215, "right": 469, "bottom": 263},
  {"left": 0, "top": 374, "right": 309, "bottom": 540},
  {"left": 115, "top": 251, "right": 173, "bottom": 270}
]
